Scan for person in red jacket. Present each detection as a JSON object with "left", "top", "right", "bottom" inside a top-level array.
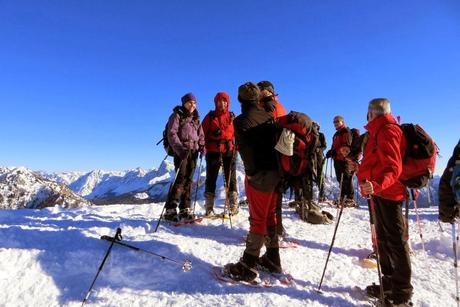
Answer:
[
  {"left": 201, "top": 92, "right": 239, "bottom": 216},
  {"left": 326, "top": 115, "right": 356, "bottom": 207},
  {"left": 257, "top": 80, "right": 287, "bottom": 119},
  {"left": 357, "top": 98, "right": 413, "bottom": 305}
]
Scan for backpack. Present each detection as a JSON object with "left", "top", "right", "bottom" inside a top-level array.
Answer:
[
  {"left": 347, "top": 127, "right": 361, "bottom": 159},
  {"left": 378, "top": 123, "right": 438, "bottom": 189},
  {"left": 158, "top": 110, "right": 188, "bottom": 156},
  {"left": 276, "top": 111, "right": 317, "bottom": 178}
]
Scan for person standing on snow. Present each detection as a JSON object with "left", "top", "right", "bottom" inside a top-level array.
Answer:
[
  {"left": 164, "top": 92, "right": 205, "bottom": 222},
  {"left": 326, "top": 115, "right": 357, "bottom": 207},
  {"left": 257, "top": 80, "right": 287, "bottom": 236},
  {"left": 357, "top": 98, "right": 413, "bottom": 305},
  {"left": 315, "top": 123, "right": 328, "bottom": 202},
  {"left": 201, "top": 92, "right": 239, "bottom": 217},
  {"left": 439, "top": 139, "right": 460, "bottom": 222},
  {"left": 224, "top": 82, "right": 282, "bottom": 281}
]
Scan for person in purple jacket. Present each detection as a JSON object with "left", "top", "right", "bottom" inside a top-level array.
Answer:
[{"left": 164, "top": 93, "right": 205, "bottom": 222}]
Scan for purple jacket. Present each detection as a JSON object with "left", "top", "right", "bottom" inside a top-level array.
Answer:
[{"left": 167, "top": 106, "right": 205, "bottom": 158}]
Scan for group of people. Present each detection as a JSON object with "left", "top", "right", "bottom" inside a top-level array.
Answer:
[{"left": 161, "top": 79, "right": 459, "bottom": 306}]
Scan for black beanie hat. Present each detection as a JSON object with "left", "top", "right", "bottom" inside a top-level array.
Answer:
[
  {"left": 238, "top": 82, "right": 260, "bottom": 102},
  {"left": 257, "top": 81, "right": 275, "bottom": 94}
]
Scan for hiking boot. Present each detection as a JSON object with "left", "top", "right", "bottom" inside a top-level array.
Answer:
[
  {"left": 179, "top": 208, "right": 195, "bottom": 221},
  {"left": 204, "top": 192, "right": 215, "bottom": 214},
  {"left": 164, "top": 209, "right": 179, "bottom": 222},
  {"left": 344, "top": 199, "right": 357, "bottom": 208},
  {"left": 205, "top": 208, "right": 215, "bottom": 217},
  {"left": 224, "top": 252, "right": 259, "bottom": 282},
  {"left": 365, "top": 279, "right": 392, "bottom": 299},
  {"left": 388, "top": 298, "right": 413, "bottom": 307},
  {"left": 258, "top": 248, "right": 282, "bottom": 273},
  {"left": 229, "top": 191, "right": 239, "bottom": 215}
]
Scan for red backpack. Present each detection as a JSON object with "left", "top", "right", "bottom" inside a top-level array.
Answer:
[
  {"left": 379, "top": 123, "right": 438, "bottom": 189},
  {"left": 276, "top": 112, "right": 317, "bottom": 177}
]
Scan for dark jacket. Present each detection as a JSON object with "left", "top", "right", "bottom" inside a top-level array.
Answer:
[
  {"left": 167, "top": 106, "right": 205, "bottom": 159},
  {"left": 234, "top": 101, "right": 280, "bottom": 191},
  {"left": 439, "top": 139, "right": 460, "bottom": 222}
]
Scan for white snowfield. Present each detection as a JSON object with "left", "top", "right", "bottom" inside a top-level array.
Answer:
[{"left": 0, "top": 201, "right": 456, "bottom": 306}]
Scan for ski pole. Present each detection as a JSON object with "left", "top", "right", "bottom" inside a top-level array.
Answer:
[
  {"left": 317, "top": 174, "right": 343, "bottom": 293},
  {"left": 452, "top": 221, "right": 460, "bottom": 306},
  {"left": 410, "top": 189, "right": 426, "bottom": 252},
  {"left": 223, "top": 149, "right": 237, "bottom": 228},
  {"left": 192, "top": 153, "right": 203, "bottom": 215},
  {"left": 81, "top": 228, "right": 122, "bottom": 307},
  {"left": 154, "top": 152, "right": 189, "bottom": 233},
  {"left": 367, "top": 193, "right": 385, "bottom": 306},
  {"left": 100, "top": 235, "right": 192, "bottom": 271}
]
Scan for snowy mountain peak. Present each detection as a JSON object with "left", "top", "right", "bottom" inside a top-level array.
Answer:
[{"left": 0, "top": 167, "right": 90, "bottom": 209}]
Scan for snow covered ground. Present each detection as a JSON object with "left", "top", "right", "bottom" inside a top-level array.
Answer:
[{"left": 0, "top": 199, "right": 456, "bottom": 306}]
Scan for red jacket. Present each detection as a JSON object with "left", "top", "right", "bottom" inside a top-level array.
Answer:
[
  {"left": 202, "top": 92, "right": 235, "bottom": 154},
  {"left": 357, "top": 114, "right": 407, "bottom": 201},
  {"left": 331, "top": 125, "right": 352, "bottom": 161}
]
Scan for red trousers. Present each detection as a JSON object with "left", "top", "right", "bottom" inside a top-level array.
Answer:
[{"left": 245, "top": 176, "right": 278, "bottom": 235}]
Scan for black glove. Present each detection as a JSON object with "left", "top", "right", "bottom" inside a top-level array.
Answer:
[
  {"left": 262, "top": 97, "right": 276, "bottom": 112},
  {"left": 325, "top": 150, "right": 333, "bottom": 159},
  {"left": 212, "top": 129, "right": 222, "bottom": 137}
]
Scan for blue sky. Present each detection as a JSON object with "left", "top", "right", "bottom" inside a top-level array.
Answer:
[{"left": 0, "top": 0, "right": 459, "bottom": 174}]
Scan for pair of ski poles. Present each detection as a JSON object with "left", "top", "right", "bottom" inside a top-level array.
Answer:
[{"left": 81, "top": 228, "right": 192, "bottom": 306}]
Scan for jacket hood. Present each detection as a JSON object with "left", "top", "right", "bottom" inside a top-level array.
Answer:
[
  {"left": 173, "top": 105, "right": 199, "bottom": 121},
  {"left": 214, "top": 92, "right": 230, "bottom": 113}
]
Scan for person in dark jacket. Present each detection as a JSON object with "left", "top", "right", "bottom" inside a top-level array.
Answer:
[
  {"left": 201, "top": 92, "right": 239, "bottom": 216},
  {"left": 224, "top": 82, "right": 282, "bottom": 281},
  {"left": 257, "top": 80, "right": 287, "bottom": 236},
  {"left": 164, "top": 92, "right": 205, "bottom": 222},
  {"left": 314, "top": 122, "right": 327, "bottom": 201},
  {"left": 357, "top": 98, "right": 413, "bottom": 305},
  {"left": 326, "top": 115, "right": 357, "bottom": 207},
  {"left": 439, "top": 139, "right": 460, "bottom": 222}
]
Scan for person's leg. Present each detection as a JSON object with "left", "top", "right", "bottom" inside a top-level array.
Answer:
[
  {"left": 223, "top": 153, "right": 239, "bottom": 214},
  {"left": 204, "top": 152, "right": 221, "bottom": 214},
  {"left": 164, "top": 155, "right": 188, "bottom": 221},
  {"left": 179, "top": 152, "right": 197, "bottom": 217},
  {"left": 377, "top": 197, "right": 413, "bottom": 302}
]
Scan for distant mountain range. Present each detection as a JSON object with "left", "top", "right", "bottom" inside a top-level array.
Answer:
[{"left": 0, "top": 158, "right": 440, "bottom": 209}]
